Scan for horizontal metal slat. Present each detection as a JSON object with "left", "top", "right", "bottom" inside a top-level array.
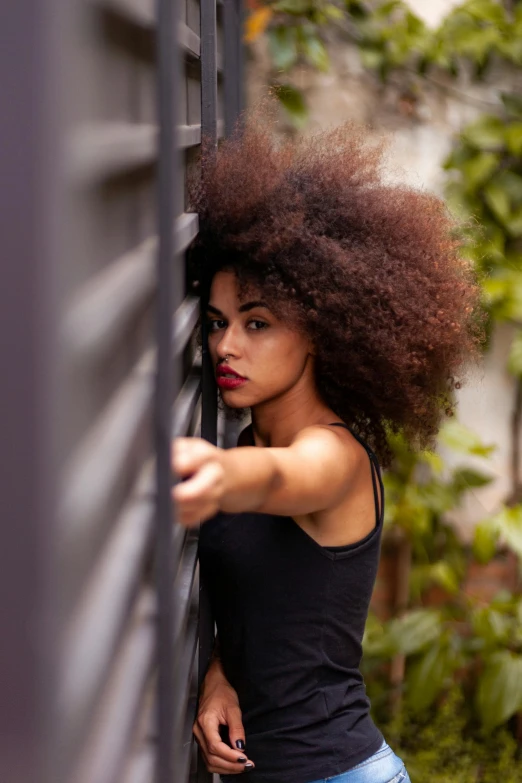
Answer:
[
  {"left": 64, "top": 237, "right": 157, "bottom": 364},
  {"left": 68, "top": 123, "right": 157, "bottom": 183},
  {"left": 178, "top": 124, "right": 201, "bottom": 148},
  {"left": 172, "top": 373, "right": 202, "bottom": 439},
  {"left": 123, "top": 747, "right": 155, "bottom": 783},
  {"left": 174, "top": 534, "right": 199, "bottom": 644},
  {"left": 174, "top": 212, "right": 199, "bottom": 254},
  {"left": 176, "top": 694, "right": 198, "bottom": 783},
  {"left": 179, "top": 21, "right": 200, "bottom": 58},
  {"left": 121, "top": 681, "right": 156, "bottom": 783},
  {"left": 172, "top": 607, "right": 199, "bottom": 757},
  {"left": 72, "top": 589, "right": 156, "bottom": 783},
  {"left": 90, "top": 0, "right": 155, "bottom": 27},
  {"left": 59, "top": 461, "right": 155, "bottom": 761},
  {"left": 190, "top": 397, "right": 202, "bottom": 439},
  {"left": 173, "top": 296, "right": 200, "bottom": 357},
  {"left": 59, "top": 349, "right": 155, "bottom": 601},
  {"left": 65, "top": 223, "right": 199, "bottom": 366}
]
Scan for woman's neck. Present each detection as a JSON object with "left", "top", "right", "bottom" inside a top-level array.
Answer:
[{"left": 250, "top": 395, "right": 337, "bottom": 448}]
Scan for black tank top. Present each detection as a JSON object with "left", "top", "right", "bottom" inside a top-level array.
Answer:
[{"left": 198, "top": 423, "right": 384, "bottom": 783}]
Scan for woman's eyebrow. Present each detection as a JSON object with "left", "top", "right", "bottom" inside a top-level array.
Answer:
[
  {"left": 206, "top": 300, "right": 270, "bottom": 315},
  {"left": 239, "top": 300, "right": 270, "bottom": 313}
]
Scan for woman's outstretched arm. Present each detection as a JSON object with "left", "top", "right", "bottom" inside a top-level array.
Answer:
[{"left": 172, "top": 425, "right": 355, "bottom": 526}]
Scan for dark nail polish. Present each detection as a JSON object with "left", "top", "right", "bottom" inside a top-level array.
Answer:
[
  {"left": 237, "top": 757, "right": 247, "bottom": 763},
  {"left": 235, "top": 740, "right": 245, "bottom": 750},
  {"left": 245, "top": 762, "right": 254, "bottom": 770}
]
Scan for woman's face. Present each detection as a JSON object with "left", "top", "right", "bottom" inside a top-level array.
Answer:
[{"left": 205, "top": 270, "right": 314, "bottom": 409}]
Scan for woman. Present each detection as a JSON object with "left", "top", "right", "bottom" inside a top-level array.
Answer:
[{"left": 171, "top": 112, "right": 483, "bottom": 783}]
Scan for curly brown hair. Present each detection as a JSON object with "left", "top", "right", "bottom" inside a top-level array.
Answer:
[{"left": 188, "top": 107, "right": 485, "bottom": 466}]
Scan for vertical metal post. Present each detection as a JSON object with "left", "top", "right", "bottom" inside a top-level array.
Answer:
[
  {"left": 198, "top": 3, "right": 218, "bottom": 782},
  {"left": 0, "top": 1, "right": 61, "bottom": 782},
  {"left": 224, "top": 0, "right": 245, "bottom": 137},
  {"left": 155, "top": 0, "right": 181, "bottom": 778},
  {"left": 200, "top": 0, "right": 218, "bottom": 448}
]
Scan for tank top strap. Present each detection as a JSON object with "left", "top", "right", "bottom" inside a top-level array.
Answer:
[{"left": 328, "top": 422, "right": 384, "bottom": 526}]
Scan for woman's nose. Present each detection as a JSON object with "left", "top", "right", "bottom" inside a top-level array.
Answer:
[{"left": 216, "top": 325, "right": 241, "bottom": 360}]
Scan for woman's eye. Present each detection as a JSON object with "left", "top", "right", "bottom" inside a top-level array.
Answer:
[
  {"left": 248, "top": 320, "right": 267, "bottom": 330},
  {"left": 207, "top": 319, "right": 226, "bottom": 331}
]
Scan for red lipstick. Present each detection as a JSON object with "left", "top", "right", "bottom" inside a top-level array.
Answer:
[{"left": 216, "top": 364, "right": 247, "bottom": 390}]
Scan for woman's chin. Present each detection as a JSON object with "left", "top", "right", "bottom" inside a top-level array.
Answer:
[{"left": 219, "top": 390, "right": 249, "bottom": 409}]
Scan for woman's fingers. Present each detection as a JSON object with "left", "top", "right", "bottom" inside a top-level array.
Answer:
[
  {"left": 193, "top": 714, "right": 255, "bottom": 774},
  {"left": 172, "top": 461, "right": 224, "bottom": 526},
  {"left": 173, "top": 460, "right": 224, "bottom": 503},
  {"left": 225, "top": 705, "right": 247, "bottom": 755}
]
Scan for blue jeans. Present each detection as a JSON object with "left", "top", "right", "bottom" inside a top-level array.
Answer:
[{"left": 307, "top": 740, "right": 411, "bottom": 783}]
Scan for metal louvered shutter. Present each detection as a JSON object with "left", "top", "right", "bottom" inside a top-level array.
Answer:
[{"left": 0, "top": 1, "right": 243, "bottom": 782}]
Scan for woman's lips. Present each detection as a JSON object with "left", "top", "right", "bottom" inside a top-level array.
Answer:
[{"left": 216, "top": 375, "right": 248, "bottom": 390}]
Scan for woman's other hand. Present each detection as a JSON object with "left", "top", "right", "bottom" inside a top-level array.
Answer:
[
  {"left": 171, "top": 437, "right": 225, "bottom": 527},
  {"left": 193, "top": 661, "right": 255, "bottom": 774}
]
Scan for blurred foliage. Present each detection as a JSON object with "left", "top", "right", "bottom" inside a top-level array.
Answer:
[
  {"left": 346, "top": 0, "right": 522, "bottom": 80},
  {"left": 444, "top": 101, "right": 522, "bottom": 370},
  {"left": 378, "top": 685, "right": 520, "bottom": 782},
  {"left": 246, "top": 1, "right": 522, "bottom": 122},
  {"left": 362, "top": 424, "right": 522, "bottom": 736}
]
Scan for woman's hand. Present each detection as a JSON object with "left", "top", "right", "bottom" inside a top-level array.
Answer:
[
  {"left": 171, "top": 437, "right": 225, "bottom": 527},
  {"left": 193, "top": 662, "right": 255, "bottom": 775}
]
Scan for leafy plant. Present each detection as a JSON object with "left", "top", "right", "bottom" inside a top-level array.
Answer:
[
  {"left": 382, "top": 685, "right": 521, "bottom": 783},
  {"left": 362, "top": 424, "right": 522, "bottom": 732},
  {"left": 245, "top": 0, "right": 522, "bottom": 138}
]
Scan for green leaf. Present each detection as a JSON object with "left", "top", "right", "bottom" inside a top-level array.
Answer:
[
  {"left": 507, "top": 331, "right": 522, "bottom": 377},
  {"left": 506, "top": 208, "right": 522, "bottom": 238},
  {"left": 500, "top": 92, "right": 522, "bottom": 119},
  {"left": 299, "top": 30, "right": 330, "bottom": 71},
  {"left": 493, "top": 170, "right": 522, "bottom": 204},
  {"left": 268, "top": 26, "right": 299, "bottom": 71},
  {"left": 461, "top": 115, "right": 506, "bottom": 150},
  {"left": 452, "top": 467, "right": 494, "bottom": 493},
  {"left": 466, "top": 0, "right": 506, "bottom": 26},
  {"left": 438, "top": 419, "right": 496, "bottom": 457},
  {"left": 362, "top": 613, "right": 397, "bottom": 658},
  {"left": 471, "top": 606, "right": 512, "bottom": 646},
  {"left": 273, "top": 83, "right": 308, "bottom": 128},
  {"left": 476, "top": 651, "right": 522, "bottom": 730},
  {"left": 461, "top": 152, "right": 498, "bottom": 190},
  {"left": 359, "top": 46, "right": 385, "bottom": 70},
  {"left": 496, "top": 505, "right": 522, "bottom": 558},
  {"left": 473, "top": 520, "right": 499, "bottom": 564},
  {"left": 344, "top": 0, "right": 368, "bottom": 20},
  {"left": 406, "top": 639, "right": 454, "bottom": 712},
  {"left": 484, "top": 181, "right": 511, "bottom": 224},
  {"left": 419, "top": 450, "right": 444, "bottom": 475},
  {"left": 388, "top": 609, "right": 443, "bottom": 656},
  {"left": 272, "top": 0, "right": 311, "bottom": 14},
  {"left": 484, "top": 272, "right": 522, "bottom": 321},
  {"left": 416, "top": 480, "right": 456, "bottom": 515},
  {"left": 410, "top": 562, "right": 460, "bottom": 598},
  {"left": 431, "top": 561, "right": 460, "bottom": 594},
  {"left": 324, "top": 3, "right": 344, "bottom": 20},
  {"left": 376, "top": 0, "right": 402, "bottom": 15}
]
